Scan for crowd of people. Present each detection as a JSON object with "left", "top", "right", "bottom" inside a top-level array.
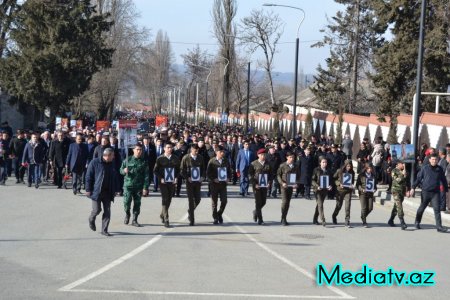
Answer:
[{"left": 1, "top": 118, "right": 449, "bottom": 236}]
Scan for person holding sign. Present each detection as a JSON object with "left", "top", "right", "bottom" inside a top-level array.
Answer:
[
  {"left": 312, "top": 158, "right": 333, "bottom": 227},
  {"left": 120, "top": 143, "right": 149, "bottom": 227},
  {"left": 332, "top": 160, "right": 355, "bottom": 227},
  {"left": 356, "top": 163, "right": 377, "bottom": 228},
  {"left": 276, "top": 152, "right": 299, "bottom": 226},
  {"left": 206, "top": 146, "right": 232, "bottom": 224},
  {"left": 248, "top": 148, "right": 273, "bottom": 225},
  {"left": 180, "top": 144, "right": 205, "bottom": 226},
  {"left": 153, "top": 143, "right": 181, "bottom": 228}
]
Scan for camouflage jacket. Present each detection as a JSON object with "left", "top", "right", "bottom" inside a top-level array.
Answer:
[
  {"left": 391, "top": 168, "right": 407, "bottom": 195},
  {"left": 120, "top": 156, "right": 149, "bottom": 190},
  {"left": 248, "top": 160, "right": 273, "bottom": 187}
]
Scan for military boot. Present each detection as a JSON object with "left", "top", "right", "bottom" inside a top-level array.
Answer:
[
  {"left": 388, "top": 212, "right": 396, "bottom": 227},
  {"left": 131, "top": 214, "right": 142, "bottom": 227},
  {"left": 124, "top": 211, "right": 130, "bottom": 225},
  {"left": 399, "top": 217, "right": 407, "bottom": 230}
]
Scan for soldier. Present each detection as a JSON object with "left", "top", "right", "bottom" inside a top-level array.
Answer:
[
  {"left": 332, "top": 160, "right": 355, "bottom": 227},
  {"left": 356, "top": 163, "right": 377, "bottom": 228},
  {"left": 248, "top": 148, "right": 272, "bottom": 225},
  {"left": 206, "top": 145, "right": 232, "bottom": 224},
  {"left": 312, "top": 157, "right": 333, "bottom": 227},
  {"left": 388, "top": 159, "right": 408, "bottom": 230},
  {"left": 277, "top": 152, "right": 299, "bottom": 226},
  {"left": 153, "top": 142, "right": 181, "bottom": 228},
  {"left": 120, "top": 143, "right": 149, "bottom": 227},
  {"left": 180, "top": 144, "right": 205, "bottom": 226}
]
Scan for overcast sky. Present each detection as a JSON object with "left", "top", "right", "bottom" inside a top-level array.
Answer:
[{"left": 134, "top": 0, "right": 343, "bottom": 74}]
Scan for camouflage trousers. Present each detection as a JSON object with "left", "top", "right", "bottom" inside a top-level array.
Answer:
[
  {"left": 123, "top": 188, "right": 142, "bottom": 216},
  {"left": 391, "top": 193, "right": 404, "bottom": 218}
]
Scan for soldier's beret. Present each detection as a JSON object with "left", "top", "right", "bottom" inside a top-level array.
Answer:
[{"left": 257, "top": 148, "right": 266, "bottom": 155}]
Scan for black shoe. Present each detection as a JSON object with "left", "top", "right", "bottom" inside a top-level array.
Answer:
[
  {"left": 218, "top": 214, "right": 223, "bottom": 224},
  {"left": 388, "top": 219, "right": 395, "bottom": 227},
  {"left": 313, "top": 220, "right": 319, "bottom": 225},
  {"left": 322, "top": 221, "right": 327, "bottom": 227},
  {"left": 437, "top": 227, "right": 448, "bottom": 233},
  {"left": 15, "top": 180, "right": 20, "bottom": 184},
  {"left": 101, "top": 231, "right": 111, "bottom": 237},
  {"left": 363, "top": 222, "right": 369, "bottom": 228},
  {"left": 176, "top": 194, "right": 180, "bottom": 197},
  {"left": 253, "top": 210, "right": 257, "bottom": 222},
  {"left": 124, "top": 213, "right": 130, "bottom": 225},
  {"left": 89, "top": 219, "right": 96, "bottom": 231},
  {"left": 213, "top": 219, "right": 219, "bottom": 225},
  {"left": 281, "top": 219, "right": 289, "bottom": 226},
  {"left": 164, "top": 221, "right": 170, "bottom": 228},
  {"left": 189, "top": 220, "right": 195, "bottom": 226},
  {"left": 35, "top": 184, "right": 39, "bottom": 189},
  {"left": 332, "top": 216, "right": 337, "bottom": 225},
  {"left": 415, "top": 222, "right": 421, "bottom": 230},
  {"left": 345, "top": 221, "right": 351, "bottom": 228},
  {"left": 28, "top": 183, "right": 32, "bottom": 187},
  {"left": 401, "top": 222, "right": 408, "bottom": 230},
  {"left": 258, "top": 220, "right": 265, "bottom": 225},
  {"left": 132, "top": 215, "right": 142, "bottom": 227},
  {"left": 57, "top": 186, "right": 62, "bottom": 189},
  {"left": 73, "top": 190, "right": 77, "bottom": 195},
  {"left": 246, "top": 192, "right": 250, "bottom": 196},
  {"left": 160, "top": 214, "right": 164, "bottom": 224}
]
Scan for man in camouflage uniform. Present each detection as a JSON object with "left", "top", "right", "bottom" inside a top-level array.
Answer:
[
  {"left": 180, "top": 144, "right": 205, "bottom": 226},
  {"left": 277, "top": 151, "right": 299, "bottom": 226},
  {"left": 388, "top": 159, "right": 408, "bottom": 230},
  {"left": 120, "top": 143, "right": 149, "bottom": 227},
  {"left": 248, "top": 148, "right": 272, "bottom": 225}
]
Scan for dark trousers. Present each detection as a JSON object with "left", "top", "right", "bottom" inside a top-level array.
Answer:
[
  {"left": 13, "top": 158, "right": 25, "bottom": 181},
  {"left": 359, "top": 192, "right": 374, "bottom": 222},
  {"left": 314, "top": 190, "right": 328, "bottom": 223},
  {"left": 186, "top": 182, "right": 201, "bottom": 220},
  {"left": 174, "top": 175, "right": 183, "bottom": 196},
  {"left": 153, "top": 174, "right": 159, "bottom": 191},
  {"left": 440, "top": 191, "right": 446, "bottom": 211},
  {"left": 160, "top": 183, "right": 175, "bottom": 222},
  {"left": 54, "top": 166, "right": 63, "bottom": 188},
  {"left": 333, "top": 189, "right": 352, "bottom": 222},
  {"left": 415, "top": 191, "right": 443, "bottom": 228},
  {"left": 254, "top": 186, "right": 267, "bottom": 221},
  {"left": 210, "top": 182, "right": 227, "bottom": 220},
  {"left": 281, "top": 187, "right": 293, "bottom": 219},
  {"left": 89, "top": 193, "right": 112, "bottom": 233},
  {"left": 72, "top": 170, "right": 83, "bottom": 192},
  {"left": 27, "top": 164, "right": 42, "bottom": 185}
]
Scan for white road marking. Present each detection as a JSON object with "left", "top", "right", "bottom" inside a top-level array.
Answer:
[
  {"left": 66, "top": 288, "right": 351, "bottom": 298},
  {"left": 224, "top": 214, "right": 355, "bottom": 300},
  {"left": 58, "top": 213, "right": 188, "bottom": 292}
]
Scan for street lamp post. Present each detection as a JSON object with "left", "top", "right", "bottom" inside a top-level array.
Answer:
[
  {"left": 189, "top": 64, "right": 212, "bottom": 123},
  {"left": 246, "top": 61, "right": 250, "bottom": 134},
  {"left": 221, "top": 57, "right": 230, "bottom": 117},
  {"left": 263, "top": 3, "right": 305, "bottom": 139}
]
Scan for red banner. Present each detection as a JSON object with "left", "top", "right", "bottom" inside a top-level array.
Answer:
[
  {"left": 96, "top": 120, "right": 111, "bottom": 132},
  {"left": 155, "top": 115, "right": 168, "bottom": 127},
  {"left": 119, "top": 119, "right": 138, "bottom": 129}
]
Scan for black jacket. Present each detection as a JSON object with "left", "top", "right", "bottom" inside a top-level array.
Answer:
[
  {"left": 48, "top": 139, "right": 70, "bottom": 168},
  {"left": 85, "top": 158, "right": 120, "bottom": 201},
  {"left": 412, "top": 164, "right": 448, "bottom": 193}
]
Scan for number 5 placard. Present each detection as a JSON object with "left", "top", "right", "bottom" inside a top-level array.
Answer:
[{"left": 366, "top": 178, "right": 375, "bottom": 192}]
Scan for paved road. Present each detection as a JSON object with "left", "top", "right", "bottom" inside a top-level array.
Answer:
[{"left": 1, "top": 181, "right": 449, "bottom": 300}]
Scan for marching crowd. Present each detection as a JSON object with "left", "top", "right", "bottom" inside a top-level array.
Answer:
[{"left": 1, "top": 119, "right": 449, "bottom": 236}]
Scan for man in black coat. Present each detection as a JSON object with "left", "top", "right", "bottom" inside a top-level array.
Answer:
[
  {"left": 48, "top": 131, "right": 70, "bottom": 188},
  {"left": 86, "top": 148, "right": 120, "bottom": 237},
  {"left": 66, "top": 134, "right": 89, "bottom": 194},
  {"left": 9, "top": 130, "right": 27, "bottom": 183},
  {"left": 298, "top": 147, "right": 315, "bottom": 199}
]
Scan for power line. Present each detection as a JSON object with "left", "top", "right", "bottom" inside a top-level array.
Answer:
[{"left": 159, "top": 40, "right": 320, "bottom": 46}]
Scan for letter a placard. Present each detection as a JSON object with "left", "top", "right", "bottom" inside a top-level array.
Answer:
[
  {"left": 191, "top": 167, "right": 200, "bottom": 182},
  {"left": 165, "top": 168, "right": 175, "bottom": 183},
  {"left": 258, "top": 174, "right": 268, "bottom": 188},
  {"left": 218, "top": 167, "right": 227, "bottom": 182}
]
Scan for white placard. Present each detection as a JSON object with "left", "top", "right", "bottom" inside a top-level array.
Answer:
[
  {"left": 218, "top": 167, "right": 227, "bottom": 181},
  {"left": 320, "top": 175, "right": 329, "bottom": 189},
  {"left": 287, "top": 173, "right": 297, "bottom": 187},
  {"left": 258, "top": 174, "right": 268, "bottom": 188},
  {"left": 165, "top": 168, "right": 175, "bottom": 182},
  {"left": 191, "top": 167, "right": 200, "bottom": 182},
  {"left": 365, "top": 178, "right": 375, "bottom": 192},
  {"left": 342, "top": 173, "right": 352, "bottom": 188}
]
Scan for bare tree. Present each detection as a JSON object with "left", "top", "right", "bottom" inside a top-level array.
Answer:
[
  {"left": 78, "top": 0, "right": 150, "bottom": 119},
  {"left": 240, "top": 9, "right": 284, "bottom": 104},
  {"left": 212, "top": 0, "right": 237, "bottom": 114}
]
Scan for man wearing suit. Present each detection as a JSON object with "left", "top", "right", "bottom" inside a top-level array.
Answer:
[
  {"left": 142, "top": 136, "right": 156, "bottom": 193},
  {"left": 236, "top": 140, "right": 255, "bottom": 197},
  {"left": 48, "top": 131, "right": 70, "bottom": 188},
  {"left": 230, "top": 136, "right": 240, "bottom": 185},
  {"left": 66, "top": 133, "right": 89, "bottom": 195},
  {"left": 153, "top": 138, "right": 164, "bottom": 192}
]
